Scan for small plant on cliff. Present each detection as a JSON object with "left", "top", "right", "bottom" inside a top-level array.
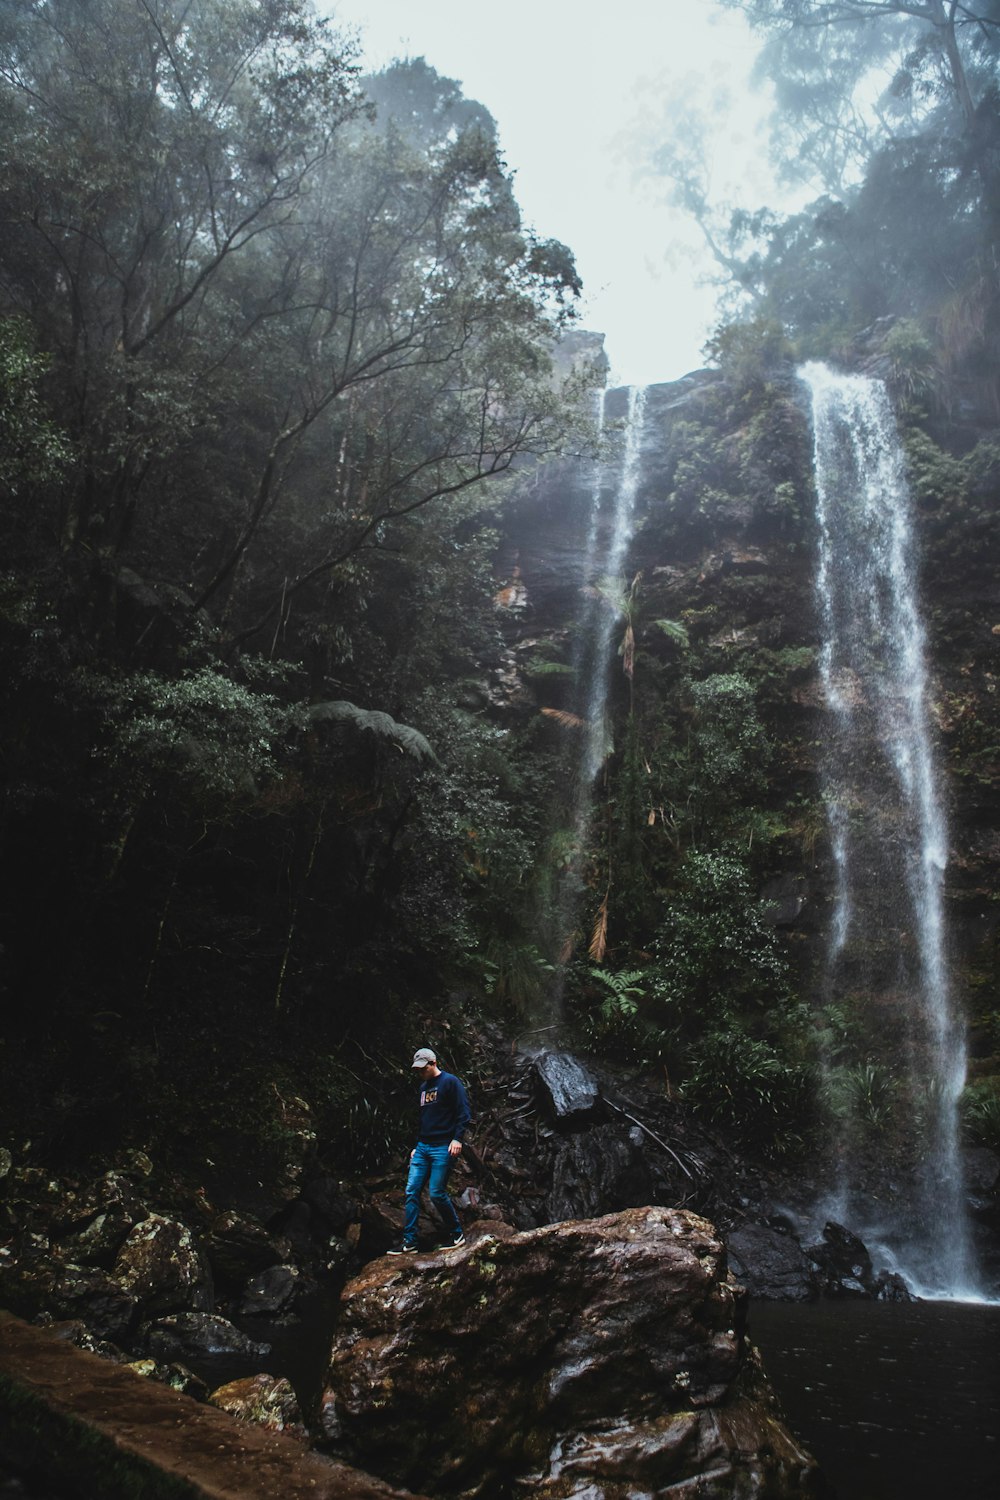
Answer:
[
  {"left": 882, "top": 319, "right": 940, "bottom": 409},
  {"left": 683, "top": 1029, "right": 810, "bottom": 1139},
  {"left": 821, "top": 1060, "right": 897, "bottom": 1133},
  {"left": 572, "top": 965, "right": 670, "bottom": 1066},
  {"left": 961, "top": 1081, "right": 1000, "bottom": 1152},
  {"left": 589, "top": 966, "right": 648, "bottom": 1021},
  {"left": 703, "top": 317, "right": 794, "bottom": 404}
]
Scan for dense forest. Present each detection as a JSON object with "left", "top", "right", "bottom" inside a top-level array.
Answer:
[{"left": 1, "top": 0, "right": 999, "bottom": 1207}]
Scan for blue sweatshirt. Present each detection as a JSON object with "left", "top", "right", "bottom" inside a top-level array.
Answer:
[{"left": 417, "top": 1069, "right": 471, "bottom": 1146}]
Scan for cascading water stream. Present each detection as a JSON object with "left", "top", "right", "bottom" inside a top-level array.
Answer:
[
  {"left": 579, "top": 385, "right": 648, "bottom": 787},
  {"left": 801, "top": 361, "right": 980, "bottom": 1299},
  {"left": 547, "top": 385, "right": 648, "bottom": 1010}
]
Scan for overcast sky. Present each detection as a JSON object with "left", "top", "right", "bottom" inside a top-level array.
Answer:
[{"left": 326, "top": 1, "right": 780, "bottom": 387}]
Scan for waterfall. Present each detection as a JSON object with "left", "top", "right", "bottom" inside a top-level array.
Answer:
[
  {"left": 546, "top": 385, "right": 648, "bottom": 1001},
  {"left": 580, "top": 385, "right": 648, "bottom": 786},
  {"left": 801, "top": 361, "right": 979, "bottom": 1299}
]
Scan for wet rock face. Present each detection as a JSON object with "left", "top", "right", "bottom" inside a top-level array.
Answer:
[
  {"left": 204, "top": 1209, "right": 283, "bottom": 1290},
  {"left": 532, "top": 1051, "right": 601, "bottom": 1125},
  {"left": 804, "top": 1222, "right": 912, "bottom": 1302},
  {"left": 545, "top": 1126, "right": 654, "bottom": 1223},
  {"left": 321, "top": 1208, "right": 820, "bottom": 1498},
  {"left": 727, "top": 1225, "right": 818, "bottom": 1303}
]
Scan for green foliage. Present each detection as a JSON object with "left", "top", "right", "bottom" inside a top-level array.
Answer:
[
  {"left": 589, "top": 966, "right": 648, "bottom": 1021},
  {"left": 572, "top": 966, "right": 670, "bottom": 1066},
  {"left": 822, "top": 1061, "right": 898, "bottom": 1132},
  {"left": 306, "top": 700, "right": 438, "bottom": 766},
  {"left": 99, "top": 666, "right": 285, "bottom": 801},
  {"left": 962, "top": 1080, "right": 1000, "bottom": 1152},
  {"left": 652, "top": 619, "right": 690, "bottom": 647},
  {"left": 651, "top": 851, "right": 792, "bottom": 1021},
  {"left": 479, "top": 941, "right": 555, "bottom": 1014},
  {"left": 0, "top": 318, "right": 71, "bottom": 494},
  {"left": 686, "top": 672, "right": 771, "bottom": 825},
  {"left": 703, "top": 318, "right": 794, "bottom": 398},
  {"left": 683, "top": 1028, "right": 810, "bottom": 1137},
  {"left": 390, "top": 704, "right": 552, "bottom": 983},
  {"left": 524, "top": 659, "right": 577, "bottom": 679},
  {"left": 0, "top": 6, "right": 586, "bottom": 643},
  {"left": 882, "top": 318, "right": 940, "bottom": 407}
]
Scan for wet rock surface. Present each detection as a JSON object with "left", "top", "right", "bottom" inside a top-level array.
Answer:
[
  {"left": 531, "top": 1051, "right": 601, "bottom": 1125},
  {"left": 3, "top": 1028, "right": 979, "bottom": 1496},
  {"left": 113, "top": 1212, "right": 213, "bottom": 1314},
  {"left": 727, "top": 1225, "right": 818, "bottom": 1303},
  {"left": 321, "top": 1208, "right": 820, "bottom": 1498},
  {"left": 805, "top": 1222, "right": 912, "bottom": 1302},
  {"left": 208, "top": 1372, "right": 308, "bottom": 1438},
  {"left": 0, "top": 1310, "right": 418, "bottom": 1499},
  {"left": 144, "top": 1310, "right": 272, "bottom": 1363}
]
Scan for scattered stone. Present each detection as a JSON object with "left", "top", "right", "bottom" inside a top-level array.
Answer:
[
  {"left": 58, "top": 1205, "right": 139, "bottom": 1267},
  {"left": 113, "top": 1212, "right": 213, "bottom": 1315},
  {"left": 11, "top": 1263, "right": 138, "bottom": 1343},
  {"left": 204, "top": 1209, "right": 283, "bottom": 1287},
  {"left": 209, "top": 1373, "right": 307, "bottom": 1438},
  {"left": 806, "top": 1221, "right": 880, "bottom": 1298},
  {"left": 238, "top": 1264, "right": 303, "bottom": 1316},
  {"left": 144, "top": 1311, "right": 271, "bottom": 1363},
  {"left": 124, "top": 1357, "right": 209, "bottom": 1400},
  {"left": 301, "top": 1178, "right": 358, "bottom": 1238}
]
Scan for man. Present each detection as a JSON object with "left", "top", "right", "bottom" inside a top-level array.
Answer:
[{"left": 388, "top": 1047, "right": 470, "bottom": 1254}]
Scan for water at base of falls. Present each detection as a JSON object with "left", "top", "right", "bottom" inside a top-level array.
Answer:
[
  {"left": 801, "top": 361, "right": 982, "bottom": 1301},
  {"left": 750, "top": 1299, "right": 1000, "bottom": 1498}
]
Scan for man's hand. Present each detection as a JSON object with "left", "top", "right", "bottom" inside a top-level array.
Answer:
[{"left": 448, "top": 1139, "right": 463, "bottom": 1158}]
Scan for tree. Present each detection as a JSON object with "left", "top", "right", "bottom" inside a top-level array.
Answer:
[
  {"left": 725, "top": 1, "right": 1000, "bottom": 182},
  {"left": 0, "top": 6, "right": 585, "bottom": 657},
  {"left": 0, "top": 0, "right": 365, "bottom": 545}
]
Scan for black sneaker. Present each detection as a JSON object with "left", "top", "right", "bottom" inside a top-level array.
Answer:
[
  {"left": 387, "top": 1242, "right": 418, "bottom": 1255},
  {"left": 440, "top": 1232, "right": 466, "bottom": 1250}
]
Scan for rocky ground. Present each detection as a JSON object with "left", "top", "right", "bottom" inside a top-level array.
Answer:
[{"left": 3, "top": 1023, "right": 994, "bottom": 1494}]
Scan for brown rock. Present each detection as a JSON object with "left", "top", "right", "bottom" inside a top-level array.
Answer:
[
  {"left": 113, "top": 1212, "right": 213, "bottom": 1314},
  {"left": 209, "top": 1373, "right": 308, "bottom": 1438},
  {"left": 322, "top": 1207, "right": 820, "bottom": 1498},
  {"left": 204, "top": 1208, "right": 282, "bottom": 1287}
]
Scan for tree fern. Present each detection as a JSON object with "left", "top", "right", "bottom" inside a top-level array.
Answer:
[{"left": 306, "top": 700, "right": 438, "bottom": 765}]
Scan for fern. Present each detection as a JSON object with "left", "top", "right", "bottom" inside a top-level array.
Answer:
[
  {"left": 306, "top": 700, "right": 438, "bottom": 764},
  {"left": 525, "top": 660, "right": 577, "bottom": 678},
  {"left": 588, "top": 965, "right": 647, "bottom": 1019},
  {"left": 653, "top": 618, "right": 689, "bottom": 647}
]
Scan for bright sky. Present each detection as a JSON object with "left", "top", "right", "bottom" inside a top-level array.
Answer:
[{"left": 325, "top": 0, "right": 779, "bottom": 387}]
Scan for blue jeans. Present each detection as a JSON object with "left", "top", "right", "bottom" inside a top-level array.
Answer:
[{"left": 403, "top": 1141, "right": 462, "bottom": 1245}]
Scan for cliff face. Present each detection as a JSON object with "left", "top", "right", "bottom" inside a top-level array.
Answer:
[{"left": 491, "top": 354, "right": 1000, "bottom": 1284}]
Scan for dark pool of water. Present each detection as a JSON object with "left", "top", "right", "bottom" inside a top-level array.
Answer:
[{"left": 749, "top": 1299, "right": 1000, "bottom": 1500}]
